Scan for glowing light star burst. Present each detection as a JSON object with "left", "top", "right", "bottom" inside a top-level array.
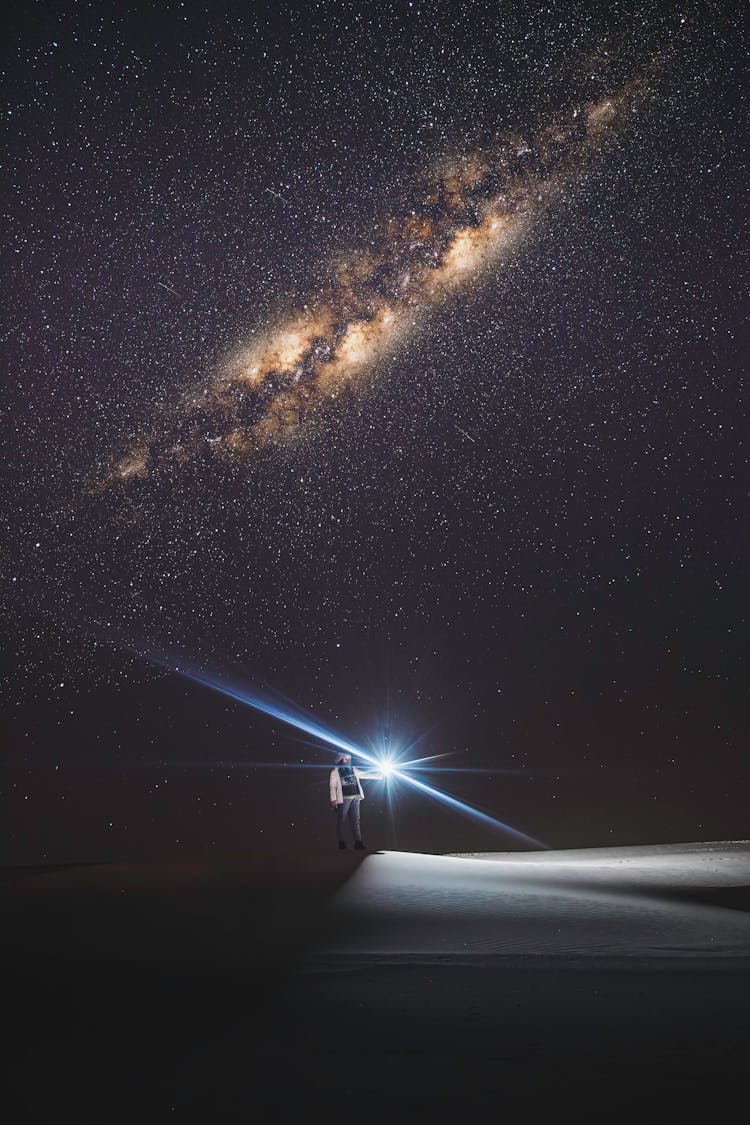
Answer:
[{"left": 161, "top": 659, "right": 546, "bottom": 849}]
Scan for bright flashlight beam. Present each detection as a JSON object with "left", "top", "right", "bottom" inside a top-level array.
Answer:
[
  {"left": 388, "top": 769, "right": 545, "bottom": 849},
  {"left": 179, "top": 666, "right": 383, "bottom": 768},
  {"left": 160, "top": 662, "right": 545, "bottom": 848},
  {"left": 396, "top": 752, "right": 458, "bottom": 767}
]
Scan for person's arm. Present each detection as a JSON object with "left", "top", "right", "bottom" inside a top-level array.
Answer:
[
  {"left": 354, "top": 766, "right": 383, "bottom": 781},
  {"left": 330, "top": 768, "right": 342, "bottom": 806}
]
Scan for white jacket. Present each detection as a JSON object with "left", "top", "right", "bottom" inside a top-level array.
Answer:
[{"left": 330, "top": 764, "right": 381, "bottom": 804}]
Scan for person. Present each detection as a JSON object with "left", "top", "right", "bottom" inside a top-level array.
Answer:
[{"left": 329, "top": 752, "right": 381, "bottom": 850}]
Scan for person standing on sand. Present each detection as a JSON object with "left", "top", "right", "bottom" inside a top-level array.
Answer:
[{"left": 330, "top": 752, "right": 381, "bottom": 850}]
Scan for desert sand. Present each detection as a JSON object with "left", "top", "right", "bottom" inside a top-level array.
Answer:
[{"left": 4, "top": 841, "right": 750, "bottom": 1122}]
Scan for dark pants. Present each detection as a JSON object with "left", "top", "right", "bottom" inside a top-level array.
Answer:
[{"left": 336, "top": 797, "right": 362, "bottom": 844}]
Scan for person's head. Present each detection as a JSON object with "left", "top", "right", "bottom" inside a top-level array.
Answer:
[{"left": 336, "top": 753, "right": 351, "bottom": 765}]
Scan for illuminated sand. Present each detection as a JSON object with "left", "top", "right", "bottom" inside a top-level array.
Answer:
[
  {"left": 312, "top": 841, "right": 750, "bottom": 957},
  {"left": 5, "top": 842, "right": 750, "bottom": 1121}
]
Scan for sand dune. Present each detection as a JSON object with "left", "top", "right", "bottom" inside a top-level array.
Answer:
[
  {"left": 4, "top": 841, "right": 750, "bottom": 1122},
  {"left": 313, "top": 841, "right": 750, "bottom": 958}
]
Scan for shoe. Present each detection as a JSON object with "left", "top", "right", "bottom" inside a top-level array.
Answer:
[
  {"left": 354, "top": 840, "right": 365, "bottom": 850},
  {"left": 338, "top": 841, "right": 347, "bottom": 849}
]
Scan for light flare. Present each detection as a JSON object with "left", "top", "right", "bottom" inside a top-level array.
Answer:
[{"left": 160, "top": 659, "right": 546, "bottom": 848}]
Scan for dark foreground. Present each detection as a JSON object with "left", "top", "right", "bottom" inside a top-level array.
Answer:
[{"left": 4, "top": 850, "right": 750, "bottom": 1123}]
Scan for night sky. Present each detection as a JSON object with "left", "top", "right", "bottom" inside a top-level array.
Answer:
[{"left": 2, "top": 1, "right": 747, "bottom": 864}]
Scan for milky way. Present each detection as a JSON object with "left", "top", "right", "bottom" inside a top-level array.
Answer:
[{"left": 104, "top": 74, "right": 648, "bottom": 489}]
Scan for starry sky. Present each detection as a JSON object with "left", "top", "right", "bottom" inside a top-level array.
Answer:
[{"left": 2, "top": 1, "right": 747, "bottom": 863}]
